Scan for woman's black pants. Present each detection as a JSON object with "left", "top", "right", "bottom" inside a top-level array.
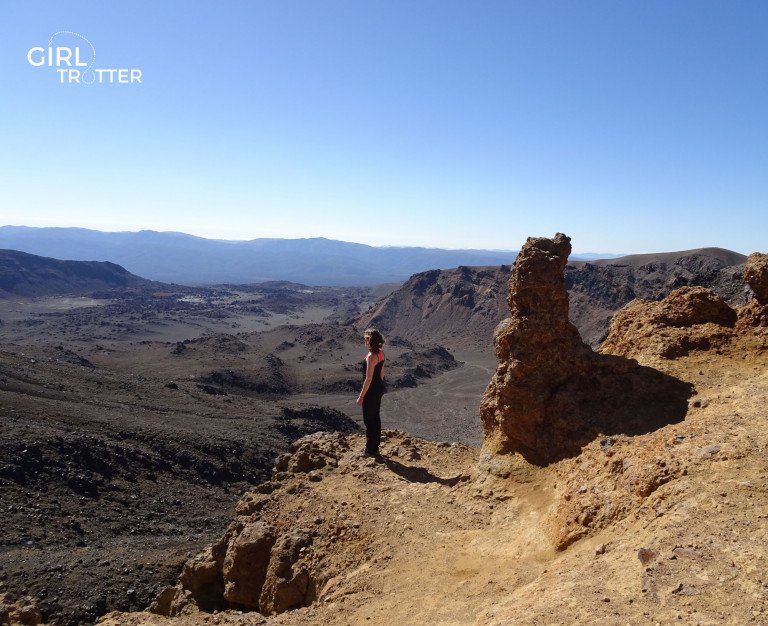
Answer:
[{"left": 362, "top": 391, "right": 383, "bottom": 453}]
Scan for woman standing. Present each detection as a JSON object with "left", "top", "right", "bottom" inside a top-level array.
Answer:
[{"left": 356, "top": 328, "right": 386, "bottom": 457}]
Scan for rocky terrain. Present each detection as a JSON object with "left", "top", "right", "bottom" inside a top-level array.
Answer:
[
  {"left": 80, "top": 234, "right": 767, "bottom": 626},
  {"left": 0, "top": 254, "right": 463, "bottom": 625},
  {"left": 0, "top": 338, "right": 359, "bottom": 625},
  {"left": 358, "top": 247, "right": 749, "bottom": 350}
]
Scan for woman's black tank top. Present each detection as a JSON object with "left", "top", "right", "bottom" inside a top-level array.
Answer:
[{"left": 363, "top": 352, "right": 385, "bottom": 395}]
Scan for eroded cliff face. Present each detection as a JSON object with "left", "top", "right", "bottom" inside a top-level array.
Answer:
[{"left": 148, "top": 434, "right": 352, "bottom": 617}]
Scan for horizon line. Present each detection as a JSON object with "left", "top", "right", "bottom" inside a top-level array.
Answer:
[{"left": 0, "top": 224, "right": 635, "bottom": 256}]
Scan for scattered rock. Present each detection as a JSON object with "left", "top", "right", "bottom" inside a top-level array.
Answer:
[
  {"left": 641, "top": 572, "right": 657, "bottom": 595},
  {"left": 671, "top": 547, "right": 704, "bottom": 560},
  {"left": 695, "top": 444, "right": 722, "bottom": 459},
  {"left": 637, "top": 547, "right": 657, "bottom": 566}
]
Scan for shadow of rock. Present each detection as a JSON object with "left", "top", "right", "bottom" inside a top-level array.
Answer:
[
  {"left": 523, "top": 351, "right": 693, "bottom": 465},
  {"left": 382, "top": 457, "right": 467, "bottom": 487}
]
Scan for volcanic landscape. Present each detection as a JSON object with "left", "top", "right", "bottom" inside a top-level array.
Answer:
[{"left": 0, "top": 241, "right": 764, "bottom": 625}]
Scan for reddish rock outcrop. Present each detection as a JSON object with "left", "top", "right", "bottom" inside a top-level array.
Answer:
[
  {"left": 599, "top": 286, "right": 737, "bottom": 360},
  {"left": 739, "top": 300, "right": 768, "bottom": 330},
  {"left": 600, "top": 249, "right": 768, "bottom": 359},
  {"left": 479, "top": 234, "right": 591, "bottom": 461},
  {"left": 0, "top": 594, "right": 41, "bottom": 626},
  {"left": 738, "top": 252, "right": 768, "bottom": 330},
  {"left": 148, "top": 432, "right": 353, "bottom": 617},
  {"left": 222, "top": 521, "right": 277, "bottom": 608},
  {"left": 479, "top": 233, "right": 693, "bottom": 465},
  {"left": 744, "top": 252, "right": 768, "bottom": 304},
  {"left": 258, "top": 530, "right": 316, "bottom": 615}
]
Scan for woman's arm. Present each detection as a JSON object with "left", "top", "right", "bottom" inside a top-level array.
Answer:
[{"left": 356, "top": 353, "right": 376, "bottom": 405}]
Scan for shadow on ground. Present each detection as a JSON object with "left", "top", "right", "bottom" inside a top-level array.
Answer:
[{"left": 382, "top": 457, "right": 468, "bottom": 486}]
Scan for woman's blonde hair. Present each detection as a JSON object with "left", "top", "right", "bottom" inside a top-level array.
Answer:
[{"left": 364, "top": 328, "right": 384, "bottom": 353}]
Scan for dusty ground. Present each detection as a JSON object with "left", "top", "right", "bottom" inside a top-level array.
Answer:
[{"left": 96, "top": 326, "right": 767, "bottom": 625}]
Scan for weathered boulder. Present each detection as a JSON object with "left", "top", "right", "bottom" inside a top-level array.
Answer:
[
  {"left": 177, "top": 535, "right": 229, "bottom": 612},
  {"left": 259, "top": 530, "right": 316, "bottom": 615},
  {"left": 738, "top": 252, "right": 768, "bottom": 330},
  {"left": 148, "top": 585, "right": 196, "bottom": 617},
  {"left": 222, "top": 521, "right": 277, "bottom": 608},
  {"left": 647, "top": 286, "right": 737, "bottom": 328},
  {"left": 738, "top": 300, "right": 768, "bottom": 330},
  {"left": 274, "top": 432, "right": 348, "bottom": 477}
]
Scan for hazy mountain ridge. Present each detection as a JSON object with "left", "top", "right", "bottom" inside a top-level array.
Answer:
[
  {"left": 0, "top": 226, "right": 518, "bottom": 286},
  {"left": 0, "top": 226, "right": 615, "bottom": 287}
]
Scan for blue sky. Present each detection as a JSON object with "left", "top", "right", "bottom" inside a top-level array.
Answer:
[{"left": 0, "top": 1, "right": 766, "bottom": 254}]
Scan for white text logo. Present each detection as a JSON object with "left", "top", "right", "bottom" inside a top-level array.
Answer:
[{"left": 27, "top": 32, "right": 142, "bottom": 85}]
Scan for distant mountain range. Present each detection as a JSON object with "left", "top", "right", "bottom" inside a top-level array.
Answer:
[{"left": 0, "top": 226, "right": 619, "bottom": 286}]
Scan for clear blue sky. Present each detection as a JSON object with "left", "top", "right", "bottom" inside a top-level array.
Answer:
[{"left": 1, "top": 1, "right": 766, "bottom": 254}]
